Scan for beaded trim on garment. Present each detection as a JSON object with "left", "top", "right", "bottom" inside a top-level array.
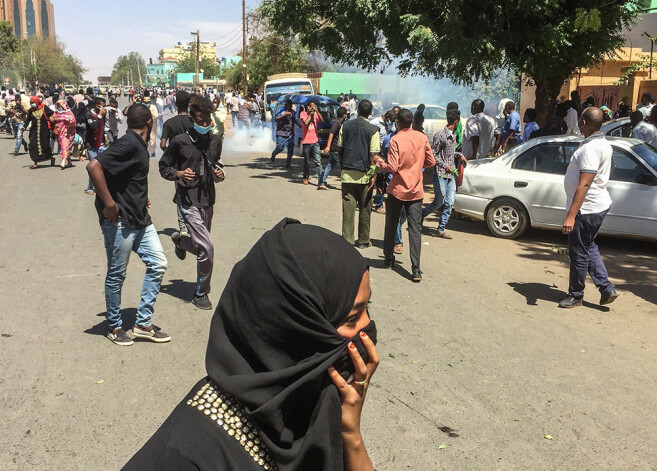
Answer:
[{"left": 186, "top": 381, "right": 279, "bottom": 470}]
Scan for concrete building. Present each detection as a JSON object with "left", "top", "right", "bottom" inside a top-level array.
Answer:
[
  {"left": 520, "top": 1, "right": 657, "bottom": 117},
  {"left": 145, "top": 61, "right": 177, "bottom": 86},
  {"left": 159, "top": 41, "right": 218, "bottom": 63},
  {"left": 0, "top": 0, "right": 56, "bottom": 40}
]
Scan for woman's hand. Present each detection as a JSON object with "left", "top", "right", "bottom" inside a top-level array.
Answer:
[{"left": 328, "top": 331, "right": 379, "bottom": 437}]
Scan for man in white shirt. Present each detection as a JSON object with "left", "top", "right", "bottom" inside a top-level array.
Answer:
[
  {"left": 461, "top": 99, "right": 496, "bottom": 160},
  {"left": 637, "top": 92, "right": 653, "bottom": 118},
  {"left": 560, "top": 106, "right": 618, "bottom": 308},
  {"left": 630, "top": 109, "right": 657, "bottom": 147},
  {"left": 565, "top": 100, "right": 580, "bottom": 135}
]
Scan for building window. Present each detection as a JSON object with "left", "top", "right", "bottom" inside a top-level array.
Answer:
[
  {"left": 25, "top": 0, "right": 36, "bottom": 37},
  {"left": 13, "top": 0, "right": 22, "bottom": 37},
  {"left": 41, "top": 0, "right": 50, "bottom": 38}
]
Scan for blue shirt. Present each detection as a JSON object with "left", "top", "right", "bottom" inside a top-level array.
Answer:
[
  {"left": 502, "top": 110, "right": 521, "bottom": 142},
  {"left": 519, "top": 121, "right": 539, "bottom": 143}
]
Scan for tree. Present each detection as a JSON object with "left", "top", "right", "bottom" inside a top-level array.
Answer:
[
  {"left": 0, "top": 20, "right": 21, "bottom": 66},
  {"left": 174, "top": 52, "right": 221, "bottom": 79},
  {"left": 14, "top": 36, "right": 85, "bottom": 86},
  {"left": 262, "top": 0, "right": 643, "bottom": 124},
  {"left": 110, "top": 52, "right": 147, "bottom": 86}
]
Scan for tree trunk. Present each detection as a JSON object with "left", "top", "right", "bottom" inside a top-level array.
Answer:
[{"left": 533, "top": 76, "right": 567, "bottom": 127}]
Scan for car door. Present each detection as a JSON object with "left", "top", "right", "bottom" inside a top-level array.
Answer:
[
  {"left": 603, "top": 147, "right": 657, "bottom": 237},
  {"left": 507, "top": 143, "right": 576, "bottom": 226}
]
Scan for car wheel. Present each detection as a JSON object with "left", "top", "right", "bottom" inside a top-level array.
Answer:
[{"left": 485, "top": 198, "right": 529, "bottom": 239}]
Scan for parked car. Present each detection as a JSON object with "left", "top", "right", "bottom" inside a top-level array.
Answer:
[
  {"left": 123, "top": 86, "right": 132, "bottom": 96},
  {"left": 63, "top": 84, "right": 76, "bottom": 95},
  {"left": 402, "top": 104, "right": 468, "bottom": 141},
  {"left": 602, "top": 117, "right": 632, "bottom": 137},
  {"left": 272, "top": 94, "right": 341, "bottom": 153},
  {"left": 454, "top": 135, "right": 657, "bottom": 240}
]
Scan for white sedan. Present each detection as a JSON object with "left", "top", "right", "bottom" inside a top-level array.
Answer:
[{"left": 454, "top": 135, "right": 657, "bottom": 240}]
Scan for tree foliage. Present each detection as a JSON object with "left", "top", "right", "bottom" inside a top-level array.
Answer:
[
  {"left": 110, "top": 52, "right": 147, "bottom": 86},
  {"left": 222, "top": 10, "right": 321, "bottom": 92},
  {"left": 262, "top": 0, "right": 643, "bottom": 123},
  {"left": 0, "top": 21, "right": 84, "bottom": 86},
  {"left": 174, "top": 52, "right": 221, "bottom": 79}
]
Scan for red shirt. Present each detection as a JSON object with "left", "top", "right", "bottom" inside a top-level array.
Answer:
[
  {"left": 300, "top": 111, "right": 319, "bottom": 144},
  {"left": 376, "top": 128, "right": 435, "bottom": 201}
]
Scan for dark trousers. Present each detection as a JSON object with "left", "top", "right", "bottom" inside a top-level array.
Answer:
[
  {"left": 568, "top": 210, "right": 615, "bottom": 299},
  {"left": 384, "top": 195, "right": 423, "bottom": 270},
  {"left": 342, "top": 182, "right": 373, "bottom": 245}
]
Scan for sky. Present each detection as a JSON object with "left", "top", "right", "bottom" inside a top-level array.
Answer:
[{"left": 53, "top": 0, "right": 260, "bottom": 81}]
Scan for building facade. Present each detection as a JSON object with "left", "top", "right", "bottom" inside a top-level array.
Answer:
[
  {"left": 159, "top": 41, "right": 217, "bottom": 63},
  {"left": 0, "top": 0, "right": 55, "bottom": 40}
]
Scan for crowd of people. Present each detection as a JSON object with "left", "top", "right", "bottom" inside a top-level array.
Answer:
[{"left": 1, "top": 80, "right": 625, "bottom": 470}]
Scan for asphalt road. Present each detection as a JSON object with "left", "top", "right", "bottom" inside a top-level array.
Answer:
[{"left": 0, "top": 99, "right": 656, "bottom": 470}]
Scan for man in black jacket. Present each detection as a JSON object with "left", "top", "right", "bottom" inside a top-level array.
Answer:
[
  {"left": 159, "top": 96, "right": 225, "bottom": 311},
  {"left": 338, "top": 99, "right": 380, "bottom": 247}
]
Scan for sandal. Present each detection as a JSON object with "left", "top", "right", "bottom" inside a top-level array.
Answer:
[
  {"left": 436, "top": 232, "right": 453, "bottom": 239},
  {"left": 30, "top": 164, "right": 38, "bottom": 169}
]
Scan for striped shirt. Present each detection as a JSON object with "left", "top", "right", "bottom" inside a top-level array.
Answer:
[{"left": 432, "top": 126, "right": 457, "bottom": 177}]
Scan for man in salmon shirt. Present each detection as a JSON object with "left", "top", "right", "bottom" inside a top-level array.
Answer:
[{"left": 373, "top": 108, "right": 435, "bottom": 282}]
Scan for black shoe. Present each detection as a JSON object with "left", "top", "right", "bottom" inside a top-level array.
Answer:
[
  {"left": 191, "top": 294, "right": 213, "bottom": 310},
  {"left": 383, "top": 257, "right": 395, "bottom": 269},
  {"left": 107, "top": 328, "right": 134, "bottom": 346},
  {"left": 600, "top": 290, "right": 619, "bottom": 306},
  {"left": 559, "top": 295, "right": 583, "bottom": 308},
  {"left": 171, "top": 231, "right": 186, "bottom": 260},
  {"left": 412, "top": 268, "right": 422, "bottom": 282},
  {"left": 356, "top": 243, "right": 371, "bottom": 249},
  {"left": 270, "top": 154, "right": 275, "bottom": 162}
]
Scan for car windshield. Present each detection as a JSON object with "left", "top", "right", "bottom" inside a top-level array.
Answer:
[{"left": 631, "top": 143, "right": 657, "bottom": 173}]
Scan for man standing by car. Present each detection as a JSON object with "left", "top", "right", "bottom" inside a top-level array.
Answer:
[
  {"left": 461, "top": 99, "right": 496, "bottom": 160},
  {"left": 560, "top": 107, "right": 618, "bottom": 309},
  {"left": 300, "top": 101, "right": 324, "bottom": 187},
  {"left": 338, "top": 99, "right": 380, "bottom": 247},
  {"left": 630, "top": 109, "right": 657, "bottom": 147}
]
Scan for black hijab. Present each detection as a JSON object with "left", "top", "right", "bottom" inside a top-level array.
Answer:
[{"left": 205, "top": 218, "right": 377, "bottom": 471}]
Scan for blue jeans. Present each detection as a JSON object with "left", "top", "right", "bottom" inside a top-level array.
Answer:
[
  {"left": 86, "top": 146, "right": 106, "bottom": 191},
  {"left": 320, "top": 151, "right": 340, "bottom": 185},
  {"left": 395, "top": 207, "right": 407, "bottom": 245},
  {"left": 231, "top": 111, "right": 238, "bottom": 128},
  {"left": 302, "top": 142, "right": 322, "bottom": 182},
  {"left": 422, "top": 175, "right": 456, "bottom": 233},
  {"left": 271, "top": 135, "right": 294, "bottom": 167},
  {"left": 11, "top": 122, "right": 24, "bottom": 153},
  {"left": 568, "top": 210, "right": 615, "bottom": 299},
  {"left": 101, "top": 221, "right": 167, "bottom": 331}
]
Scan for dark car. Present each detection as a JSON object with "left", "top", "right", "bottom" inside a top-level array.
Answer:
[{"left": 272, "top": 94, "right": 341, "bottom": 153}]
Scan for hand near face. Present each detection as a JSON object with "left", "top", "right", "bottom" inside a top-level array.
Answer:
[{"left": 328, "top": 332, "right": 379, "bottom": 437}]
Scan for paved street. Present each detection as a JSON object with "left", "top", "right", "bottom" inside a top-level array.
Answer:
[{"left": 0, "top": 104, "right": 656, "bottom": 470}]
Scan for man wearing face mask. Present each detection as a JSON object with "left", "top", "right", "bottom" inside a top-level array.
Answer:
[
  {"left": 159, "top": 96, "right": 225, "bottom": 311},
  {"left": 84, "top": 97, "right": 107, "bottom": 195}
]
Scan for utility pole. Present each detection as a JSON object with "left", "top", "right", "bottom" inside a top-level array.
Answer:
[
  {"left": 191, "top": 30, "right": 201, "bottom": 92},
  {"left": 242, "top": 0, "right": 248, "bottom": 96},
  {"left": 136, "top": 59, "right": 143, "bottom": 88}
]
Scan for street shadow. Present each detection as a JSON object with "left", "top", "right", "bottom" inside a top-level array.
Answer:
[
  {"left": 85, "top": 309, "right": 137, "bottom": 336},
  {"left": 158, "top": 227, "right": 177, "bottom": 237},
  {"left": 160, "top": 278, "right": 196, "bottom": 302},
  {"left": 507, "top": 281, "right": 611, "bottom": 311},
  {"left": 370, "top": 238, "right": 384, "bottom": 250},
  {"left": 239, "top": 156, "right": 335, "bottom": 185},
  {"left": 514, "top": 234, "right": 657, "bottom": 306},
  {"left": 508, "top": 281, "right": 565, "bottom": 306}
]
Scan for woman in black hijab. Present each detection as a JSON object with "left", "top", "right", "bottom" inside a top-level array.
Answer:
[{"left": 124, "top": 218, "right": 379, "bottom": 471}]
